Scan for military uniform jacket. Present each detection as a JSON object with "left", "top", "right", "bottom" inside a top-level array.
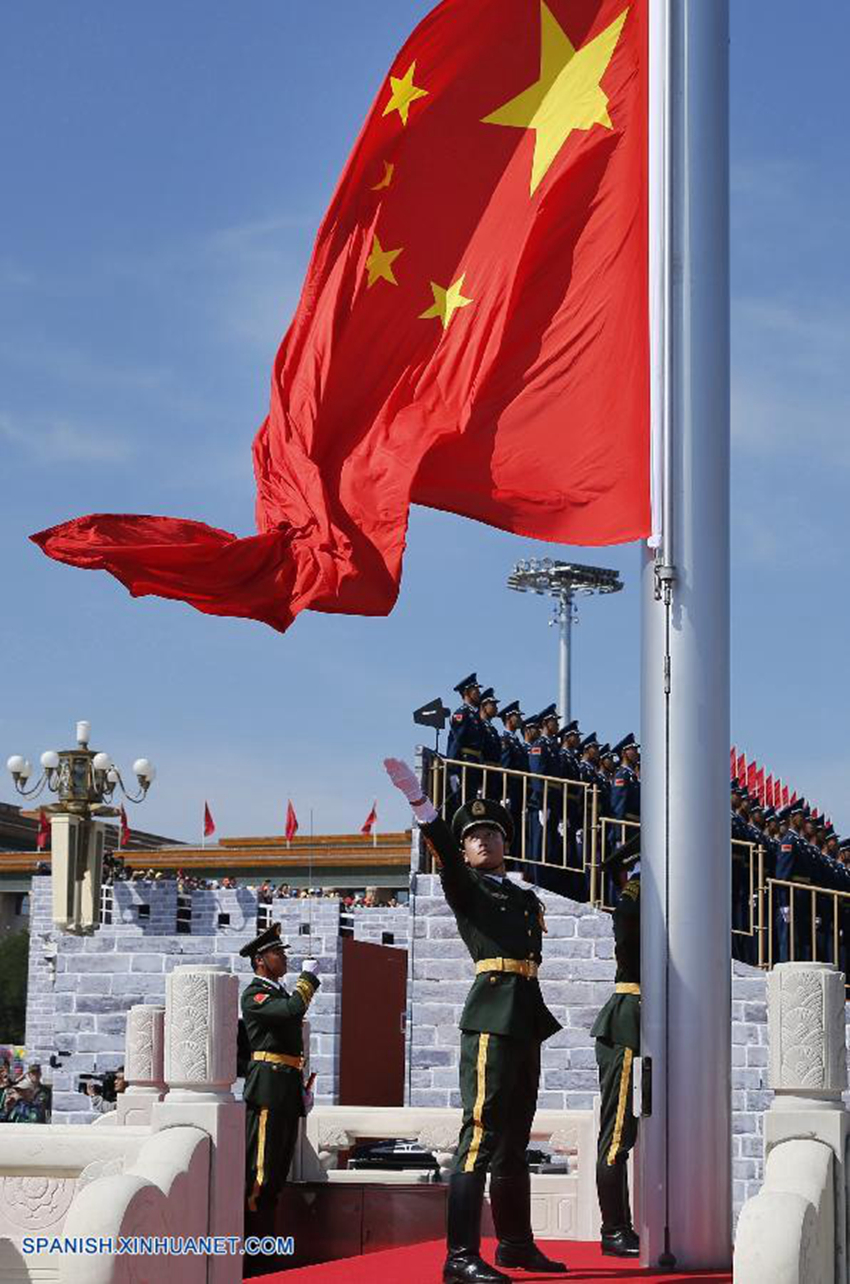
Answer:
[
  {"left": 610, "top": 764, "right": 640, "bottom": 820},
  {"left": 500, "top": 731, "right": 526, "bottom": 772},
  {"left": 446, "top": 703, "right": 485, "bottom": 766},
  {"left": 421, "top": 816, "right": 561, "bottom": 1042},
  {"left": 481, "top": 718, "right": 502, "bottom": 766},
  {"left": 241, "top": 972, "right": 320, "bottom": 1109},
  {"left": 591, "top": 876, "right": 640, "bottom": 1052}
]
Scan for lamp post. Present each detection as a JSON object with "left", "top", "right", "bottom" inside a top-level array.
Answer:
[
  {"left": 7, "top": 720, "right": 155, "bottom": 933},
  {"left": 507, "top": 560, "right": 623, "bottom": 723}
]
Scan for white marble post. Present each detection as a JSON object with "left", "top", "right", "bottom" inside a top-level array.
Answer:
[
  {"left": 116, "top": 1003, "right": 166, "bottom": 1125},
  {"left": 163, "top": 964, "right": 239, "bottom": 1102},
  {"left": 154, "top": 964, "right": 243, "bottom": 1284},
  {"left": 764, "top": 962, "right": 848, "bottom": 1281}
]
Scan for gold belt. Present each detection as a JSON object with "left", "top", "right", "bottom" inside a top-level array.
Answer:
[
  {"left": 252, "top": 1052, "right": 304, "bottom": 1069},
  {"left": 615, "top": 983, "right": 641, "bottom": 995},
  {"left": 461, "top": 748, "right": 483, "bottom": 759},
  {"left": 475, "top": 958, "right": 538, "bottom": 979}
]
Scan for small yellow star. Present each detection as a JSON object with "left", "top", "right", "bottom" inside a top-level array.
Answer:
[
  {"left": 365, "top": 235, "right": 403, "bottom": 288},
  {"left": 483, "top": 3, "right": 629, "bottom": 195},
  {"left": 382, "top": 61, "right": 428, "bottom": 127},
  {"left": 372, "top": 161, "right": 395, "bottom": 191},
  {"left": 419, "top": 274, "right": 474, "bottom": 331}
]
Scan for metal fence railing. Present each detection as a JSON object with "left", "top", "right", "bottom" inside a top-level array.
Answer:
[{"left": 418, "top": 750, "right": 850, "bottom": 978}]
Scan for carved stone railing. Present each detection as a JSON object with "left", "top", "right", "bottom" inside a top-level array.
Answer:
[
  {"left": 0, "top": 964, "right": 244, "bottom": 1284},
  {"left": 734, "top": 962, "right": 848, "bottom": 1284},
  {"left": 301, "top": 1104, "right": 599, "bottom": 1241}
]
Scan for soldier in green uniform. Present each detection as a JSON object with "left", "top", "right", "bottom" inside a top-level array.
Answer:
[
  {"left": 591, "top": 833, "right": 641, "bottom": 1257},
  {"left": 238, "top": 923, "right": 320, "bottom": 1219},
  {"left": 385, "top": 757, "right": 567, "bottom": 1284}
]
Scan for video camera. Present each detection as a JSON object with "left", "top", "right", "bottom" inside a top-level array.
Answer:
[{"left": 77, "top": 1070, "right": 118, "bottom": 1102}]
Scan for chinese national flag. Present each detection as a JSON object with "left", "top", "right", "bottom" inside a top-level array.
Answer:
[
  {"left": 730, "top": 747, "right": 736, "bottom": 782},
  {"left": 764, "top": 774, "right": 773, "bottom": 808},
  {"left": 285, "top": 801, "right": 299, "bottom": 842},
  {"left": 746, "top": 761, "right": 757, "bottom": 795},
  {"left": 203, "top": 802, "right": 216, "bottom": 838},
  {"left": 119, "top": 805, "right": 131, "bottom": 849},
  {"left": 754, "top": 767, "right": 764, "bottom": 805},
  {"left": 31, "top": 0, "right": 649, "bottom": 634},
  {"left": 783, "top": 785, "right": 791, "bottom": 807},
  {"left": 361, "top": 801, "right": 378, "bottom": 836},
  {"left": 36, "top": 810, "right": 50, "bottom": 851},
  {"left": 736, "top": 752, "right": 746, "bottom": 785}
]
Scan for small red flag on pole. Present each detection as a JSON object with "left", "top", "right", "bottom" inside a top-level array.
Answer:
[
  {"left": 730, "top": 747, "right": 736, "bottom": 781},
  {"left": 746, "top": 761, "right": 757, "bottom": 794},
  {"left": 764, "top": 774, "right": 773, "bottom": 809},
  {"left": 285, "top": 801, "right": 298, "bottom": 843},
  {"left": 36, "top": 809, "right": 50, "bottom": 851},
  {"left": 361, "top": 801, "right": 378, "bottom": 838},
  {"left": 736, "top": 752, "right": 746, "bottom": 784},
  {"left": 119, "top": 805, "right": 131, "bottom": 849},
  {"left": 203, "top": 802, "right": 216, "bottom": 839}
]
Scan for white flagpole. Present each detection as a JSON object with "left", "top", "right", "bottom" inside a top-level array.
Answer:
[{"left": 641, "top": 0, "right": 731, "bottom": 1270}]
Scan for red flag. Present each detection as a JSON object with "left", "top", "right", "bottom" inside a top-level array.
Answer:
[
  {"left": 754, "top": 767, "right": 764, "bottom": 805},
  {"left": 789, "top": 790, "right": 797, "bottom": 806},
  {"left": 764, "top": 774, "right": 773, "bottom": 809},
  {"left": 31, "top": 0, "right": 650, "bottom": 633},
  {"left": 747, "top": 761, "right": 757, "bottom": 795},
  {"left": 782, "top": 784, "right": 790, "bottom": 807},
  {"left": 203, "top": 802, "right": 216, "bottom": 838},
  {"left": 730, "top": 747, "right": 736, "bottom": 782},
  {"left": 285, "top": 801, "right": 299, "bottom": 843},
  {"left": 119, "top": 805, "right": 131, "bottom": 849},
  {"left": 361, "top": 801, "right": 378, "bottom": 836},
  {"left": 736, "top": 752, "right": 746, "bottom": 785},
  {"left": 36, "top": 810, "right": 50, "bottom": 851}
]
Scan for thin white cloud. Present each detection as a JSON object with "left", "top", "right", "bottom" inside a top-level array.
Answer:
[{"left": 0, "top": 411, "right": 134, "bottom": 465}]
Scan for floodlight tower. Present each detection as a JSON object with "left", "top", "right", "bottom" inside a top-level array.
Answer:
[{"left": 507, "top": 560, "right": 623, "bottom": 723}]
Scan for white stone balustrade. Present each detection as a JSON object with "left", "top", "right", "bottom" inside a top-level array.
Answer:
[
  {"left": 114, "top": 1004, "right": 166, "bottom": 1127},
  {"left": 164, "top": 964, "right": 239, "bottom": 1101},
  {"left": 735, "top": 963, "right": 849, "bottom": 1284}
]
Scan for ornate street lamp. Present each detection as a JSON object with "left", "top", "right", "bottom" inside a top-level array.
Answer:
[{"left": 7, "top": 720, "right": 155, "bottom": 934}]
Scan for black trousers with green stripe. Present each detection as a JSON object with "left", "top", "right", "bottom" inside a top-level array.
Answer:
[
  {"left": 454, "top": 1030, "right": 541, "bottom": 1175},
  {"left": 245, "top": 1103, "right": 300, "bottom": 1211},
  {"left": 595, "top": 1038, "right": 638, "bottom": 1168}
]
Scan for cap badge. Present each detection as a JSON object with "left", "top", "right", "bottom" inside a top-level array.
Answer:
[{"left": 471, "top": 800, "right": 486, "bottom": 816}]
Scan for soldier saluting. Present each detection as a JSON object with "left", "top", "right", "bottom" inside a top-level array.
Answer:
[
  {"left": 385, "top": 758, "right": 567, "bottom": 1284},
  {"left": 239, "top": 924, "right": 320, "bottom": 1219}
]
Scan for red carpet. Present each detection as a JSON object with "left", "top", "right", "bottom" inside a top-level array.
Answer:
[{"left": 253, "top": 1238, "right": 732, "bottom": 1282}]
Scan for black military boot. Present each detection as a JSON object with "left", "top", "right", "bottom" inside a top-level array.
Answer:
[
  {"left": 444, "top": 1172, "right": 511, "bottom": 1283},
  {"left": 596, "top": 1161, "right": 640, "bottom": 1257},
  {"left": 490, "top": 1172, "right": 569, "bottom": 1273}
]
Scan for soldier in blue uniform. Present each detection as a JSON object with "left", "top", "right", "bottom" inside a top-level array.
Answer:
[
  {"left": 447, "top": 674, "right": 485, "bottom": 813},
  {"left": 837, "top": 838, "right": 850, "bottom": 974},
  {"left": 558, "top": 720, "right": 586, "bottom": 894},
  {"left": 478, "top": 689, "right": 505, "bottom": 802},
  {"left": 775, "top": 802, "right": 815, "bottom": 962},
  {"left": 539, "top": 706, "right": 564, "bottom": 869},
  {"left": 498, "top": 701, "right": 526, "bottom": 840},
  {"left": 609, "top": 735, "right": 641, "bottom": 824},
  {"left": 522, "top": 712, "right": 546, "bottom": 871}
]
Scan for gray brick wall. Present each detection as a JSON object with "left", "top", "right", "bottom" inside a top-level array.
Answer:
[{"left": 26, "top": 878, "right": 343, "bottom": 1122}]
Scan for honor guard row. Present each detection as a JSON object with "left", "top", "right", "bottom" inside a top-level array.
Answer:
[{"left": 731, "top": 785, "right": 850, "bottom": 968}]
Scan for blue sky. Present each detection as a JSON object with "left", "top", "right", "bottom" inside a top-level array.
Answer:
[{"left": 2, "top": 1, "right": 848, "bottom": 842}]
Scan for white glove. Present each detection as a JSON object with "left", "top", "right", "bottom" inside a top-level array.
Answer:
[
  {"left": 301, "top": 958, "right": 319, "bottom": 974},
  {"left": 384, "top": 758, "right": 423, "bottom": 802}
]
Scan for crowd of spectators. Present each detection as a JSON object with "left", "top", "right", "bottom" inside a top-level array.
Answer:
[
  {"left": 90, "top": 862, "right": 401, "bottom": 906},
  {"left": 0, "top": 1059, "right": 51, "bottom": 1123}
]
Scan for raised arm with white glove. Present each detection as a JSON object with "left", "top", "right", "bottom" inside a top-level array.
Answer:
[
  {"left": 301, "top": 959, "right": 319, "bottom": 976},
  {"left": 383, "top": 758, "right": 438, "bottom": 824}
]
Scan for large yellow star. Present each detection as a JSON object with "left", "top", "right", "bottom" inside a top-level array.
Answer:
[
  {"left": 382, "top": 61, "right": 428, "bottom": 127},
  {"left": 365, "top": 235, "right": 403, "bottom": 288},
  {"left": 419, "top": 275, "right": 474, "bottom": 331},
  {"left": 482, "top": 3, "right": 629, "bottom": 195}
]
